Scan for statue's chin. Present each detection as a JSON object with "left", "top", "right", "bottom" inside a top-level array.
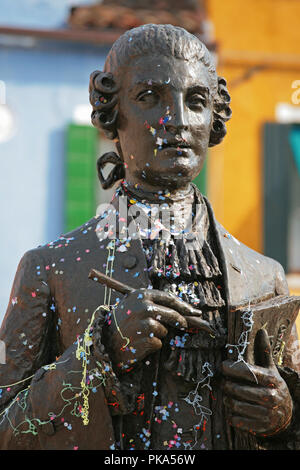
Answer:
[
  {"left": 134, "top": 168, "right": 199, "bottom": 191},
  {"left": 140, "top": 162, "right": 203, "bottom": 189}
]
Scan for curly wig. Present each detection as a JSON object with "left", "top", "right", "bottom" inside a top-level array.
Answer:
[{"left": 90, "top": 23, "right": 232, "bottom": 146}]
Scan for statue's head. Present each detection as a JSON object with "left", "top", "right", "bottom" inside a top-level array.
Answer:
[{"left": 90, "top": 24, "right": 232, "bottom": 191}]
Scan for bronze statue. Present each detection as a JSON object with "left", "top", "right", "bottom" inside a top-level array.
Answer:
[{"left": 0, "top": 24, "right": 300, "bottom": 451}]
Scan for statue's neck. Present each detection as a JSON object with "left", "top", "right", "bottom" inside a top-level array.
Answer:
[{"left": 121, "top": 180, "right": 194, "bottom": 204}]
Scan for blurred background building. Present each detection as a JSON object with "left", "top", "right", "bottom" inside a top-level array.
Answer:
[{"left": 0, "top": 0, "right": 299, "bottom": 329}]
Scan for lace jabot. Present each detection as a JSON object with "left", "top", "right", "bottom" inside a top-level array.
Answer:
[{"left": 117, "top": 181, "right": 227, "bottom": 360}]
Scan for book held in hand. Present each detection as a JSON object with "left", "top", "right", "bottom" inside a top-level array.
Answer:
[{"left": 226, "top": 295, "right": 300, "bottom": 366}]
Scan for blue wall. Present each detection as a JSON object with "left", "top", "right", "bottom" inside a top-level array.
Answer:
[
  {"left": 0, "top": 1, "right": 110, "bottom": 323},
  {"left": 0, "top": 0, "right": 99, "bottom": 29}
]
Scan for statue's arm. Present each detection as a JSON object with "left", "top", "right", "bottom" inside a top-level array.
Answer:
[
  {"left": 263, "top": 263, "right": 300, "bottom": 449},
  {"left": 0, "top": 249, "right": 54, "bottom": 414},
  {"left": 0, "top": 251, "right": 129, "bottom": 450},
  {"left": 273, "top": 259, "right": 300, "bottom": 373}
]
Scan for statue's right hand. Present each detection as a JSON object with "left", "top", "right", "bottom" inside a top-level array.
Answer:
[{"left": 105, "top": 288, "right": 212, "bottom": 372}]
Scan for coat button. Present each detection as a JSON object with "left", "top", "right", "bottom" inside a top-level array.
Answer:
[{"left": 122, "top": 255, "right": 137, "bottom": 269}]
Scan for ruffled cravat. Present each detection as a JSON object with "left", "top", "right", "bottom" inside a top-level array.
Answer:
[{"left": 117, "top": 181, "right": 227, "bottom": 380}]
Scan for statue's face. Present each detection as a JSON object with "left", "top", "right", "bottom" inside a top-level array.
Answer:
[{"left": 116, "top": 54, "right": 215, "bottom": 191}]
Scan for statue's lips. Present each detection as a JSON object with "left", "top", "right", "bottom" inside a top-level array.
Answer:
[
  {"left": 158, "top": 142, "right": 191, "bottom": 151},
  {"left": 158, "top": 145, "right": 191, "bottom": 155}
]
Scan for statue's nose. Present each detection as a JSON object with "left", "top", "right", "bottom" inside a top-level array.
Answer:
[{"left": 165, "top": 93, "right": 188, "bottom": 132}]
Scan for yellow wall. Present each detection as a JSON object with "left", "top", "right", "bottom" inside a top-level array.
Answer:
[
  {"left": 288, "top": 279, "right": 300, "bottom": 337},
  {"left": 207, "top": 0, "right": 300, "bottom": 253}
]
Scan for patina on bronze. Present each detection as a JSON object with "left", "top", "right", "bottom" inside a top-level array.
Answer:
[{"left": 0, "top": 24, "right": 299, "bottom": 451}]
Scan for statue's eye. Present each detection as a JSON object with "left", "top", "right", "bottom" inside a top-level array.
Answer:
[{"left": 137, "top": 89, "right": 158, "bottom": 104}]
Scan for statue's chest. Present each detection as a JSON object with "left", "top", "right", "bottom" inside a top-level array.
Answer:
[{"left": 48, "top": 237, "right": 149, "bottom": 350}]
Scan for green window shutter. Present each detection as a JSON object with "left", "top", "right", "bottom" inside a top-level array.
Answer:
[
  {"left": 263, "top": 123, "right": 292, "bottom": 271},
  {"left": 65, "top": 124, "right": 98, "bottom": 232},
  {"left": 192, "top": 157, "right": 207, "bottom": 196}
]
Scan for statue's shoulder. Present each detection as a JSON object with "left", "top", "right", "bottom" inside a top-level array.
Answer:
[
  {"left": 20, "top": 215, "right": 102, "bottom": 266},
  {"left": 214, "top": 219, "right": 289, "bottom": 300}
]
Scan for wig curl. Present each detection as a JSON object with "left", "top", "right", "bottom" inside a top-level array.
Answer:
[
  {"left": 209, "top": 77, "right": 232, "bottom": 147},
  {"left": 89, "top": 71, "right": 119, "bottom": 140}
]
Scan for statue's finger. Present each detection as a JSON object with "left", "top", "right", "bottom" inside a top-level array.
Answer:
[
  {"left": 254, "top": 328, "right": 275, "bottom": 369},
  {"left": 147, "top": 301, "right": 215, "bottom": 334},
  {"left": 146, "top": 302, "right": 188, "bottom": 330},
  {"left": 222, "top": 380, "right": 276, "bottom": 409},
  {"left": 221, "top": 360, "right": 278, "bottom": 386},
  {"left": 147, "top": 290, "right": 203, "bottom": 317},
  {"left": 224, "top": 396, "right": 269, "bottom": 421},
  {"left": 136, "top": 337, "right": 163, "bottom": 358},
  {"left": 227, "top": 415, "right": 267, "bottom": 436},
  {"left": 185, "top": 316, "right": 216, "bottom": 334},
  {"left": 145, "top": 317, "right": 168, "bottom": 339}
]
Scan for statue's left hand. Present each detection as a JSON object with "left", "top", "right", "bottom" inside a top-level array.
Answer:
[{"left": 221, "top": 328, "right": 293, "bottom": 437}]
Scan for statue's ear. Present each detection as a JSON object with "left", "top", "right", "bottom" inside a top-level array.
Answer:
[{"left": 89, "top": 70, "right": 119, "bottom": 140}]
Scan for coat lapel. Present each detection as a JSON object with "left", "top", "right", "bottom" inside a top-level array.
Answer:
[{"left": 204, "top": 196, "right": 276, "bottom": 309}]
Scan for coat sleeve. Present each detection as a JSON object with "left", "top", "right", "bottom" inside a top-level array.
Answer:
[
  {"left": 0, "top": 250, "right": 133, "bottom": 450},
  {"left": 275, "top": 304, "right": 300, "bottom": 450},
  {"left": 259, "top": 263, "right": 300, "bottom": 450},
  {"left": 0, "top": 249, "right": 54, "bottom": 414}
]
